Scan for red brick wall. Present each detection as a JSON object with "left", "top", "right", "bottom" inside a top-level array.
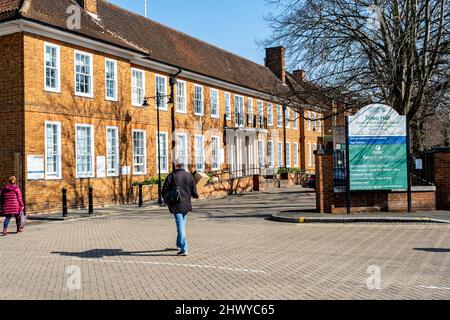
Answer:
[
  {"left": 434, "top": 151, "right": 450, "bottom": 210},
  {"left": 315, "top": 151, "right": 334, "bottom": 213}
]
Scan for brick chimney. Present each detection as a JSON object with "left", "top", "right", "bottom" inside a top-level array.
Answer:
[
  {"left": 78, "top": 0, "right": 97, "bottom": 15},
  {"left": 265, "top": 46, "right": 286, "bottom": 83},
  {"left": 293, "top": 69, "right": 306, "bottom": 82}
]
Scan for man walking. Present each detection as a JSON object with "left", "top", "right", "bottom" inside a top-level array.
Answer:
[{"left": 162, "top": 160, "right": 199, "bottom": 256}]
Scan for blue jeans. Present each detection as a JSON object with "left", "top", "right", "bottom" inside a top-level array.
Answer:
[
  {"left": 3, "top": 215, "right": 21, "bottom": 230},
  {"left": 173, "top": 213, "right": 188, "bottom": 253}
]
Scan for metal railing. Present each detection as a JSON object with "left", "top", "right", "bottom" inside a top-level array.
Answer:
[{"left": 224, "top": 113, "right": 268, "bottom": 129}]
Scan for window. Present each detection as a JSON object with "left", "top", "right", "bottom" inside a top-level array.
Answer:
[
  {"left": 75, "top": 124, "right": 95, "bottom": 178},
  {"left": 157, "top": 132, "right": 169, "bottom": 174},
  {"left": 211, "top": 136, "right": 220, "bottom": 170},
  {"left": 293, "top": 111, "right": 298, "bottom": 130},
  {"left": 248, "top": 98, "right": 253, "bottom": 125},
  {"left": 176, "top": 80, "right": 187, "bottom": 113},
  {"left": 257, "top": 101, "right": 264, "bottom": 125},
  {"left": 308, "top": 143, "right": 312, "bottom": 167},
  {"left": 285, "top": 108, "right": 290, "bottom": 128},
  {"left": 75, "top": 51, "right": 93, "bottom": 97},
  {"left": 312, "top": 112, "right": 317, "bottom": 131},
  {"left": 132, "top": 68, "right": 145, "bottom": 106},
  {"left": 133, "top": 130, "right": 146, "bottom": 175},
  {"left": 267, "top": 104, "right": 273, "bottom": 126},
  {"left": 195, "top": 135, "right": 205, "bottom": 172},
  {"left": 210, "top": 89, "right": 219, "bottom": 119},
  {"left": 45, "top": 122, "right": 61, "bottom": 179},
  {"left": 313, "top": 143, "right": 317, "bottom": 167},
  {"left": 317, "top": 114, "right": 322, "bottom": 132},
  {"left": 225, "top": 92, "right": 231, "bottom": 120},
  {"left": 286, "top": 142, "right": 291, "bottom": 167},
  {"left": 294, "top": 142, "right": 299, "bottom": 167},
  {"left": 194, "top": 85, "right": 204, "bottom": 116},
  {"left": 44, "top": 43, "right": 60, "bottom": 92},
  {"left": 155, "top": 75, "right": 167, "bottom": 110},
  {"left": 176, "top": 133, "right": 189, "bottom": 169},
  {"left": 307, "top": 111, "right": 311, "bottom": 131},
  {"left": 258, "top": 140, "right": 265, "bottom": 167},
  {"left": 106, "top": 126, "right": 119, "bottom": 176},
  {"left": 277, "top": 141, "right": 283, "bottom": 168},
  {"left": 105, "top": 59, "right": 118, "bottom": 101},
  {"left": 267, "top": 141, "right": 274, "bottom": 168},
  {"left": 277, "top": 105, "right": 283, "bottom": 128},
  {"left": 234, "top": 95, "right": 245, "bottom": 127}
]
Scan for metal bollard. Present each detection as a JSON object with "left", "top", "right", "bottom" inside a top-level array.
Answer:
[
  {"left": 62, "top": 188, "right": 68, "bottom": 217},
  {"left": 138, "top": 183, "right": 143, "bottom": 207},
  {"left": 88, "top": 186, "right": 93, "bottom": 215}
]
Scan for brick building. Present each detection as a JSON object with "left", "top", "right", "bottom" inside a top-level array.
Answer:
[{"left": 0, "top": 0, "right": 325, "bottom": 213}]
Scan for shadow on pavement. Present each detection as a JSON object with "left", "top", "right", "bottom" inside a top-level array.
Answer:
[
  {"left": 414, "top": 248, "right": 450, "bottom": 253},
  {"left": 52, "top": 248, "right": 179, "bottom": 258}
]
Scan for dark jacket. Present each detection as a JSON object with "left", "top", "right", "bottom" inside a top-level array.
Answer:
[{"left": 162, "top": 169, "right": 199, "bottom": 214}]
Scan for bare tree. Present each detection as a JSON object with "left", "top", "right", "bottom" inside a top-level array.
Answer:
[{"left": 263, "top": 0, "right": 450, "bottom": 150}]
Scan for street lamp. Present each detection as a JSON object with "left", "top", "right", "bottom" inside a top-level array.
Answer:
[{"left": 142, "top": 87, "right": 176, "bottom": 205}]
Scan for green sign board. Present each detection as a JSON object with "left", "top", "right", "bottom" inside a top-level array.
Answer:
[{"left": 348, "top": 104, "right": 408, "bottom": 191}]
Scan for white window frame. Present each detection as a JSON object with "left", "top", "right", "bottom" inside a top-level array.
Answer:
[
  {"left": 195, "top": 135, "right": 205, "bottom": 172},
  {"left": 286, "top": 142, "right": 291, "bottom": 168},
  {"left": 155, "top": 74, "right": 168, "bottom": 111},
  {"left": 294, "top": 142, "right": 299, "bottom": 167},
  {"left": 211, "top": 136, "right": 220, "bottom": 170},
  {"left": 225, "top": 92, "right": 231, "bottom": 120},
  {"left": 277, "top": 141, "right": 283, "bottom": 168},
  {"left": 210, "top": 89, "right": 220, "bottom": 119},
  {"left": 234, "top": 95, "right": 245, "bottom": 127},
  {"left": 75, "top": 124, "right": 95, "bottom": 179},
  {"left": 267, "top": 140, "right": 274, "bottom": 168},
  {"left": 106, "top": 126, "right": 119, "bottom": 177},
  {"left": 258, "top": 140, "right": 265, "bottom": 168},
  {"left": 257, "top": 101, "right": 264, "bottom": 124},
  {"left": 194, "top": 84, "right": 204, "bottom": 116},
  {"left": 308, "top": 143, "right": 312, "bottom": 167},
  {"left": 176, "top": 133, "right": 189, "bottom": 170},
  {"left": 44, "top": 121, "right": 62, "bottom": 180},
  {"left": 248, "top": 98, "right": 253, "bottom": 125},
  {"left": 157, "top": 131, "right": 169, "bottom": 174},
  {"left": 132, "top": 129, "right": 147, "bottom": 175},
  {"left": 307, "top": 111, "right": 311, "bottom": 131},
  {"left": 267, "top": 104, "right": 273, "bottom": 126},
  {"left": 293, "top": 111, "right": 298, "bottom": 130},
  {"left": 131, "top": 68, "right": 145, "bottom": 107},
  {"left": 277, "top": 105, "right": 283, "bottom": 128},
  {"left": 313, "top": 143, "right": 317, "bottom": 167},
  {"left": 105, "top": 58, "right": 118, "bottom": 101},
  {"left": 44, "top": 43, "right": 61, "bottom": 93},
  {"left": 312, "top": 112, "right": 317, "bottom": 131},
  {"left": 74, "top": 50, "right": 94, "bottom": 98},
  {"left": 176, "top": 80, "right": 187, "bottom": 114},
  {"left": 285, "top": 108, "right": 290, "bottom": 129}
]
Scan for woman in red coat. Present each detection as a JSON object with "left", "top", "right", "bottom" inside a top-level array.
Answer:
[{"left": 1, "top": 176, "right": 24, "bottom": 236}]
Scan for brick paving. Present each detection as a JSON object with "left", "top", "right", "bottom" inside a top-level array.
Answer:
[{"left": 1, "top": 186, "right": 450, "bottom": 300}]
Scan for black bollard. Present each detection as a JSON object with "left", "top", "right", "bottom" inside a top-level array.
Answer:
[
  {"left": 88, "top": 186, "right": 93, "bottom": 215},
  {"left": 62, "top": 188, "right": 68, "bottom": 217},
  {"left": 138, "top": 183, "right": 143, "bottom": 207}
]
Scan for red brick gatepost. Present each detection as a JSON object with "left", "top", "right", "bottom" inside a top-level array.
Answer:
[
  {"left": 315, "top": 149, "right": 334, "bottom": 213},
  {"left": 434, "top": 149, "right": 450, "bottom": 210}
]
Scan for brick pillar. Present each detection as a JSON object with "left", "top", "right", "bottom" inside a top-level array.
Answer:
[
  {"left": 315, "top": 149, "right": 334, "bottom": 213},
  {"left": 434, "top": 150, "right": 450, "bottom": 210}
]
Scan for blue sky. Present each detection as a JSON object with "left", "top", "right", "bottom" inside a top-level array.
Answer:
[{"left": 109, "top": 0, "right": 274, "bottom": 65}]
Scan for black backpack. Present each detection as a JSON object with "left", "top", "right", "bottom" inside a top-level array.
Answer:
[{"left": 163, "top": 173, "right": 181, "bottom": 206}]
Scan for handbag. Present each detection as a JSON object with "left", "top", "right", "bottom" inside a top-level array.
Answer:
[
  {"left": 20, "top": 210, "right": 26, "bottom": 229},
  {"left": 163, "top": 173, "right": 181, "bottom": 206}
]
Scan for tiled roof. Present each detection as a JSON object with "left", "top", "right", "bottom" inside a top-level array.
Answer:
[{"left": 0, "top": 0, "right": 282, "bottom": 94}]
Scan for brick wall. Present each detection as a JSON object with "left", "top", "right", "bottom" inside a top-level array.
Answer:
[
  {"left": 315, "top": 150, "right": 334, "bottom": 213},
  {"left": 434, "top": 151, "right": 450, "bottom": 210}
]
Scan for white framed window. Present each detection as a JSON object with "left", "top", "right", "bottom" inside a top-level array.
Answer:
[
  {"left": 210, "top": 89, "right": 219, "bottom": 119},
  {"left": 157, "top": 132, "right": 169, "bottom": 174},
  {"left": 74, "top": 51, "right": 93, "bottom": 98},
  {"left": 234, "top": 95, "right": 245, "bottom": 127},
  {"left": 267, "top": 140, "right": 274, "bottom": 168},
  {"left": 195, "top": 135, "right": 205, "bottom": 172},
  {"left": 277, "top": 105, "right": 283, "bottom": 128},
  {"left": 75, "top": 124, "right": 95, "bottom": 178},
  {"left": 267, "top": 104, "right": 273, "bottom": 126},
  {"left": 277, "top": 141, "right": 283, "bottom": 168},
  {"left": 194, "top": 85, "right": 204, "bottom": 116},
  {"left": 176, "top": 133, "right": 189, "bottom": 169},
  {"left": 45, "top": 121, "right": 62, "bottom": 179},
  {"left": 293, "top": 111, "right": 298, "bottom": 130},
  {"left": 248, "top": 98, "right": 253, "bottom": 125},
  {"left": 313, "top": 143, "right": 317, "bottom": 167},
  {"left": 131, "top": 68, "right": 145, "bottom": 107},
  {"left": 106, "top": 126, "right": 119, "bottom": 177},
  {"left": 308, "top": 143, "right": 312, "bottom": 167},
  {"left": 211, "top": 136, "right": 220, "bottom": 171},
  {"left": 257, "top": 101, "right": 264, "bottom": 125},
  {"left": 312, "top": 112, "right": 317, "bottom": 131},
  {"left": 286, "top": 142, "right": 291, "bottom": 168},
  {"left": 307, "top": 111, "right": 311, "bottom": 131},
  {"left": 176, "top": 80, "right": 187, "bottom": 113},
  {"left": 133, "top": 130, "right": 146, "bottom": 175},
  {"left": 105, "top": 59, "right": 118, "bottom": 101},
  {"left": 285, "top": 108, "right": 290, "bottom": 128},
  {"left": 317, "top": 114, "right": 322, "bottom": 132},
  {"left": 155, "top": 74, "right": 168, "bottom": 110},
  {"left": 44, "top": 43, "right": 60, "bottom": 92},
  {"left": 225, "top": 92, "right": 231, "bottom": 120},
  {"left": 294, "top": 142, "right": 299, "bottom": 167},
  {"left": 258, "top": 140, "right": 265, "bottom": 167}
]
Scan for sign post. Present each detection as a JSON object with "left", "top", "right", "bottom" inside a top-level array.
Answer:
[{"left": 347, "top": 104, "right": 409, "bottom": 209}]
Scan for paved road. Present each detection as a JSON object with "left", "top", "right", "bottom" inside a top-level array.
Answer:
[{"left": 1, "top": 186, "right": 449, "bottom": 300}]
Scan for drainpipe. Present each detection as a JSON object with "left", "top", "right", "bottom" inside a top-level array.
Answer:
[{"left": 283, "top": 104, "right": 287, "bottom": 169}]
